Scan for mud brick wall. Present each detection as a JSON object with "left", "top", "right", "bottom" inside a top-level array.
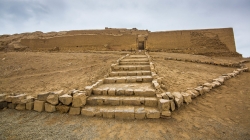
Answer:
[
  {"left": 146, "top": 28, "right": 236, "bottom": 54},
  {"left": 20, "top": 34, "right": 137, "bottom": 52}
]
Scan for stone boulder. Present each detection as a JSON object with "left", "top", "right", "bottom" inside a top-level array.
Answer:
[
  {"left": 12, "top": 94, "right": 27, "bottom": 104},
  {"left": 59, "top": 94, "right": 72, "bottom": 105},
  {"left": 194, "top": 86, "right": 204, "bottom": 95},
  {"left": 34, "top": 100, "right": 45, "bottom": 112},
  {"left": 72, "top": 93, "right": 87, "bottom": 107},
  {"left": 172, "top": 92, "right": 183, "bottom": 109},
  {"left": 15, "top": 103, "right": 26, "bottom": 111},
  {"left": 56, "top": 105, "right": 70, "bottom": 113},
  {"left": 37, "top": 92, "right": 51, "bottom": 101},
  {"left": 158, "top": 99, "right": 170, "bottom": 111},
  {"left": 181, "top": 92, "right": 192, "bottom": 104},
  {"left": 45, "top": 103, "right": 56, "bottom": 113},
  {"left": 47, "top": 93, "right": 59, "bottom": 105}
]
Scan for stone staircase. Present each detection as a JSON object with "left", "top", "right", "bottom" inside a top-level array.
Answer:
[{"left": 81, "top": 53, "right": 161, "bottom": 119}]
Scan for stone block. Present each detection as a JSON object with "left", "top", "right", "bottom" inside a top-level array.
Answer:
[
  {"left": 102, "top": 87, "right": 109, "bottom": 95},
  {"left": 12, "top": 94, "right": 27, "bottom": 104},
  {"left": 104, "top": 97, "right": 120, "bottom": 106},
  {"left": 127, "top": 72, "right": 136, "bottom": 76},
  {"left": 161, "top": 93, "right": 169, "bottom": 99},
  {"left": 158, "top": 99, "right": 170, "bottom": 111},
  {"left": 0, "top": 101, "right": 8, "bottom": 109},
  {"left": 212, "top": 81, "right": 221, "bottom": 87},
  {"left": 135, "top": 107, "right": 146, "bottom": 119},
  {"left": 59, "top": 94, "right": 72, "bottom": 105},
  {"left": 136, "top": 77, "right": 143, "bottom": 82},
  {"left": 134, "top": 89, "right": 144, "bottom": 96},
  {"left": 126, "top": 77, "right": 136, "bottom": 83},
  {"left": 115, "top": 106, "right": 135, "bottom": 119},
  {"left": 181, "top": 92, "right": 192, "bottom": 104},
  {"left": 122, "top": 97, "right": 141, "bottom": 106},
  {"left": 104, "top": 78, "right": 115, "bottom": 84},
  {"left": 101, "top": 108, "right": 115, "bottom": 118},
  {"left": 145, "top": 108, "right": 160, "bottom": 119},
  {"left": 156, "top": 94, "right": 162, "bottom": 100},
  {"left": 144, "top": 89, "right": 156, "bottom": 97},
  {"left": 161, "top": 111, "right": 171, "bottom": 118},
  {"left": 194, "top": 87, "right": 204, "bottom": 95},
  {"left": 203, "top": 83, "right": 213, "bottom": 90},
  {"left": 72, "top": 93, "right": 87, "bottom": 107},
  {"left": 85, "top": 86, "right": 93, "bottom": 96},
  {"left": 124, "top": 89, "right": 134, "bottom": 96},
  {"left": 172, "top": 92, "right": 183, "bottom": 109},
  {"left": 165, "top": 92, "right": 174, "bottom": 99},
  {"left": 153, "top": 82, "right": 160, "bottom": 89},
  {"left": 129, "top": 66, "right": 136, "bottom": 71},
  {"left": 136, "top": 72, "right": 142, "bottom": 76},
  {"left": 87, "top": 97, "right": 104, "bottom": 105},
  {"left": 15, "top": 103, "right": 26, "bottom": 111},
  {"left": 7, "top": 103, "right": 17, "bottom": 109},
  {"left": 21, "top": 96, "right": 35, "bottom": 104},
  {"left": 0, "top": 94, "right": 6, "bottom": 102},
  {"left": 93, "top": 88, "right": 103, "bottom": 95},
  {"left": 116, "top": 88, "right": 125, "bottom": 95},
  {"left": 69, "top": 107, "right": 81, "bottom": 115},
  {"left": 5, "top": 96, "right": 14, "bottom": 102},
  {"left": 45, "top": 103, "right": 56, "bottom": 113},
  {"left": 81, "top": 107, "right": 96, "bottom": 117},
  {"left": 143, "top": 76, "right": 153, "bottom": 82},
  {"left": 145, "top": 97, "right": 158, "bottom": 107},
  {"left": 186, "top": 89, "right": 199, "bottom": 98},
  {"left": 26, "top": 102, "right": 34, "bottom": 110},
  {"left": 170, "top": 100, "right": 175, "bottom": 111},
  {"left": 116, "top": 77, "right": 126, "bottom": 83},
  {"left": 37, "top": 92, "right": 51, "bottom": 101},
  {"left": 34, "top": 100, "right": 45, "bottom": 112},
  {"left": 108, "top": 88, "right": 116, "bottom": 96},
  {"left": 56, "top": 105, "right": 70, "bottom": 113},
  {"left": 46, "top": 93, "right": 59, "bottom": 105},
  {"left": 203, "top": 87, "right": 210, "bottom": 93}
]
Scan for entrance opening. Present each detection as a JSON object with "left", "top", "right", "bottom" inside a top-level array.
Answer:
[{"left": 138, "top": 41, "right": 144, "bottom": 50}]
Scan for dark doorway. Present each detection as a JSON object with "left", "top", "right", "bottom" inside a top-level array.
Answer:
[{"left": 138, "top": 41, "right": 144, "bottom": 50}]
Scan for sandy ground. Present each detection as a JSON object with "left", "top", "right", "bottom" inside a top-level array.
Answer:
[{"left": 0, "top": 52, "right": 250, "bottom": 139}]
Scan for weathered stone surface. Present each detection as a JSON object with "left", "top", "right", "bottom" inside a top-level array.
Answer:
[
  {"left": 0, "top": 94, "right": 6, "bottom": 102},
  {"left": 194, "top": 87, "right": 204, "bottom": 95},
  {"left": 93, "top": 88, "right": 103, "bottom": 95},
  {"left": 161, "top": 110, "right": 171, "bottom": 118},
  {"left": 122, "top": 97, "right": 141, "bottom": 106},
  {"left": 161, "top": 93, "right": 169, "bottom": 99},
  {"left": 203, "top": 87, "right": 210, "bottom": 93},
  {"left": 170, "top": 100, "right": 175, "bottom": 111},
  {"left": 126, "top": 77, "right": 137, "bottom": 83},
  {"left": 5, "top": 96, "right": 14, "bottom": 102},
  {"left": 145, "top": 108, "right": 160, "bottom": 119},
  {"left": 102, "top": 87, "right": 109, "bottom": 95},
  {"left": 186, "top": 89, "right": 199, "bottom": 98},
  {"left": 203, "top": 83, "right": 213, "bottom": 90},
  {"left": 37, "top": 92, "right": 51, "bottom": 101},
  {"left": 213, "top": 77, "right": 224, "bottom": 84},
  {"left": 15, "top": 103, "right": 26, "bottom": 110},
  {"left": 46, "top": 93, "right": 59, "bottom": 105},
  {"left": 172, "top": 92, "right": 183, "bottom": 109},
  {"left": 135, "top": 107, "right": 146, "bottom": 119},
  {"left": 72, "top": 93, "right": 87, "bottom": 107},
  {"left": 115, "top": 106, "right": 135, "bottom": 119},
  {"left": 12, "top": 94, "right": 27, "bottom": 104},
  {"left": 56, "top": 105, "right": 70, "bottom": 113},
  {"left": 45, "top": 103, "right": 56, "bottom": 113},
  {"left": 87, "top": 97, "right": 104, "bottom": 105},
  {"left": 7, "top": 103, "right": 17, "bottom": 109},
  {"left": 85, "top": 86, "right": 93, "bottom": 96},
  {"left": 145, "top": 97, "right": 158, "bottom": 107},
  {"left": 81, "top": 107, "right": 97, "bottom": 117},
  {"left": 116, "top": 88, "right": 125, "bottom": 95},
  {"left": 156, "top": 94, "right": 162, "bottom": 100},
  {"left": 34, "top": 100, "right": 45, "bottom": 112},
  {"left": 21, "top": 96, "right": 35, "bottom": 104},
  {"left": 165, "top": 92, "right": 174, "bottom": 99},
  {"left": 181, "top": 92, "right": 192, "bottom": 104},
  {"left": 134, "top": 89, "right": 144, "bottom": 96},
  {"left": 144, "top": 89, "right": 156, "bottom": 97},
  {"left": 0, "top": 101, "right": 8, "bottom": 109},
  {"left": 108, "top": 88, "right": 116, "bottom": 96},
  {"left": 158, "top": 99, "right": 170, "bottom": 111},
  {"left": 59, "top": 94, "right": 72, "bottom": 105},
  {"left": 26, "top": 102, "right": 34, "bottom": 110},
  {"left": 212, "top": 81, "right": 221, "bottom": 87},
  {"left": 153, "top": 82, "right": 160, "bottom": 89},
  {"left": 69, "top": 107, "right": 81, "bottom": 115},
  {"left": 104, "top": 97, "right": 120, "bottom": 106},
  {"left": 101, "top": 107, "right": 115, "bottom": 118},
  {"left": 124, "top": 89, "right": 134, "bottom": 96}
]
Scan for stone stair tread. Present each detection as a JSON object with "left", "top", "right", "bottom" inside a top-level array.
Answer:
[
  {"left": 105, "top": 75, "right": 152, "bottom": 79},
  {"left": 120, "top": 59, "right": 149, "bottom": 62},
  {"left": 81, "top": 105, "right": 160, "bottom": 119},
  {"left": 129, "top": 55, "right": 147, "bottom": 58},
  {"left": 94, "top": 83, "right": 154, "bottom": 90},
  {"left": 115, "top": 65, "right": 150, "bottom": 67},
  {"left": 119, "top": 62, "right": 150, "bottom": 65}
]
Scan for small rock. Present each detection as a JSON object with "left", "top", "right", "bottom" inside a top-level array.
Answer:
[
  {"left": 165, "top": 92, "right": 174, "bottom": 99},
  {"left": 26, "top": 102, "right": 34, "bottom": 110},
  {"left": 181, "top": 92, "right": 192, "bottom": 104},
  {"left": 203, "top": 87, "right": 210, "bottom": 93},
  {"left": 161, "top": 110, "right": 171, "bottom": 118},
  {"left": 203, "top": 83, "right": 213, "bottom": 90},
  {"left": 45, "top": 103, "right": 56, "bottom": 113},
  {"left": 47, "top": 93, "right": 59, "bottom": 105},
  {"left": 15, "top": 103, "right": 26, "bottom": 111},
  {"left": 72, "top": 93, "right": 87, "bottom": 107},
  {"left": 34, "top": 100, "right": 45, "bottom": 112},
  {"left": 172, "top": 92, "right": 183, "bottom": 109},
  {"left": 37, "top": 92, "right": 51, "bottom": 101},
  {"left": 59, "top": 94, "right": 72, "bottom": 105},
  {"left": 158, "top": 99, "right": 170, "bottom": 111},
  {"left": 69, "top": 107, "right": 81, "bottom": 115},
  {"left": 194, "top": 86, "right": 204, "bottom": 95},
  {"left": 56, "top": 105, "right": 70, "bottom": 113}
]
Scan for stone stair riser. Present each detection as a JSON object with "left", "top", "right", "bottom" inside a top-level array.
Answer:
[
  {"left": 112, "top": 66, "right": 150, "bottom": 71},
  {"left": 109, "top": 71, "right": 151, "bottom": 77},
  {"left": 104, "top": 77, "right": 153, "bottom": 83}
]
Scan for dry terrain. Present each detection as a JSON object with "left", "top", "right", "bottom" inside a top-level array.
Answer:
[{"left": 0, "top": 52, "right": 250, "bottom": 139}]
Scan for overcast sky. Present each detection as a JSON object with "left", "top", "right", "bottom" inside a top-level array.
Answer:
[{"left": 0, "top": 0, "right": 249, "bottom": 57}]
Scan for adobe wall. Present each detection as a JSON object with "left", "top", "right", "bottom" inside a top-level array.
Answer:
[
  {"left": 20, "top": 34, "right": 137, "bottom": 52},
  {"left": 146, "top": 28, "right": 237, "bottom": 54}
]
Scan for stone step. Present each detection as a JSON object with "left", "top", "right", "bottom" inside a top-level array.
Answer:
[
  {"left": 128, "top": 55, "right": 148, "bottom": 58},
  {"left": 109, "top": 71, "right": 151, "bottom": 76},
  {"left": 120, "top": 59, "right": 149, "bottom": 62},
  {"left": 92, "top": 83, "right": 156, "bottom": 97},
  {"left": 104, "top": 76, "right": 153, "bottom": 83},
  {"left": 119, "top": 62, "right": 150, "bottom": 65},
  {"left": 112, "top": 65, "right": 150, "bottom": 71},
  {"left": 81, "top": 106, "right": 160, "bottom": 119},
  {"left": 87, "top": 96, "right": 158, "bottom": 107}
]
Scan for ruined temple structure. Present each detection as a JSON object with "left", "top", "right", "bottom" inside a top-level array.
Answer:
[{"left": 2, "top": 27, "right": 242, "bottom": 57}]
